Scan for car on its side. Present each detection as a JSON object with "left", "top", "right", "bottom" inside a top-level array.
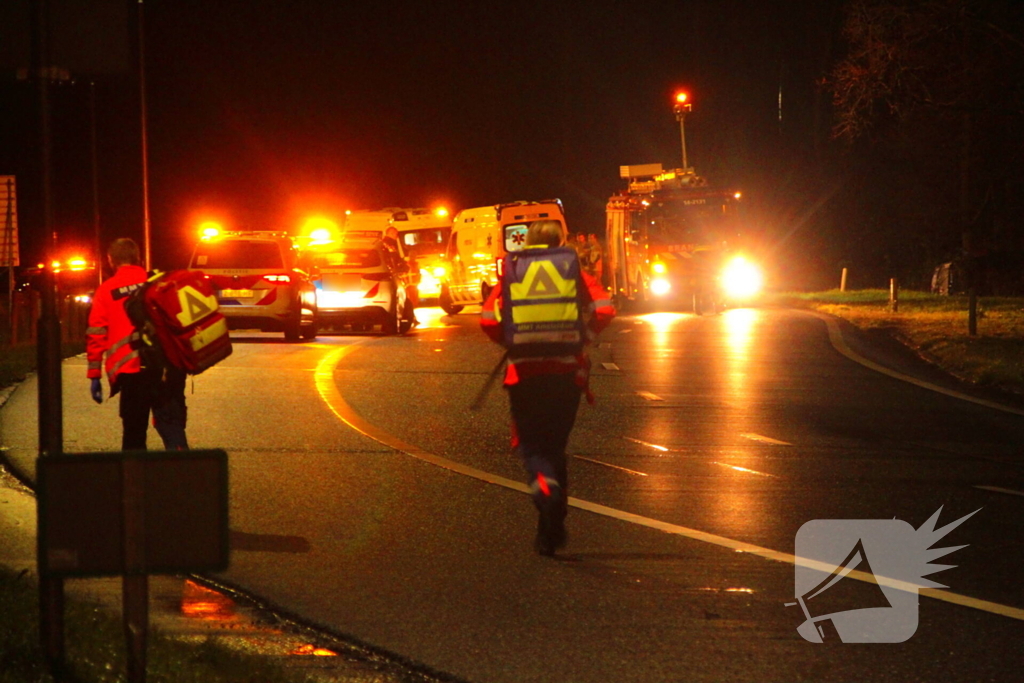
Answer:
[{"left": 188, "top": 230, "right": 318, "bottom": 341}]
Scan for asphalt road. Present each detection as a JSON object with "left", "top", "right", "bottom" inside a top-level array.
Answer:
[{"left": 3, "top": 305, "right": 1024, "bottom": 682}]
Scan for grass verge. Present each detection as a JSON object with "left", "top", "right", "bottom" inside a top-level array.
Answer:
[
  {"left": 0, "top": 565, "right": 321, "bottom": 683},
  {"left": 772, "top": 289, "right": 1024, "bottom": 395},
  {"left": 0, "top": 343, "right": 86, "bottom": 391}
]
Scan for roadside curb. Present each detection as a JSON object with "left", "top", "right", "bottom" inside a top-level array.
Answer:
[
  {"left": 809, "top": 309, "right": 1024, "bottom": 417},
  {"left": 0, "top": 380, "right": 21, "bottom": 411}
]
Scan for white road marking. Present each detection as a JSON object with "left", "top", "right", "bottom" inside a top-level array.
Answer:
[
  {"left": 573, "top": 455, "right": 649, "bottom": 477},
  {"left": 740, "top": 432, "right": 792, "bottom": 446},
  {"left": 814, "top": 312, "right": 1024, "bottom": 417},
  {"left": 974, "top": 485, "right": 1024, "bottom": 498},
  {"left": 636, "top": 391, "right": 664, "bottom": 401},
  {"left": 711, "top": 462, "right": 776, "bottom": 477},
  {"left": 316, "top": 344, "right": 1024, "bottom": 624},
  {"left": 618, "top": 328, "right": 633, "bottom": 334},
  {"left": 601, "top": 362, "right": 620, "bottom": 370}
]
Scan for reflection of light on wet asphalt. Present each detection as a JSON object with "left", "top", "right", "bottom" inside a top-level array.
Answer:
[
  {"left": 181, "top": 579, "right": 237, "bottom": 621},
  {"left": 415, "top": 306, "right": 460, "bottom": 329},
  {"left": 635, "top": 312, "right": 686, "bottom": 349},
  {"left": 179, "top": 579, "right": 338, "bottom": 658},
  {"left": 289, "top": 644, "right": 339, "bottom": 656}
]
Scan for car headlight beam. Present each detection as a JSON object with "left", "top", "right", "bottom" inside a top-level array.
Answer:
[
  {"left": 721, "top": 256, "right": 763, "bottom": 299},
  {"left": 650, "top": 278, "right": 671, "bottom": 296}
]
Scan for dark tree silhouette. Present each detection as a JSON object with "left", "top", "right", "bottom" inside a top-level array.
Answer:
[{"left": 827, "top": 0, "right": 1024, "bottom": 293}]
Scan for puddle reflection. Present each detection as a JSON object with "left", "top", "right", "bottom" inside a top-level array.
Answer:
[{"left": 180, "top": 580, "right": 237, "bottom": 622}]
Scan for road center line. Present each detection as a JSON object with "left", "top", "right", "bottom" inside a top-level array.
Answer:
[
  {"left": 601, "top": 362, "right": 620, "bottom": 370},
  {"left": 711, "top": 462, "right": 776, "bottom": 477},
  {"left": 315, "top": 345, "right": 1024, "bottom": 624},
  {"left": 621, "top": 436, "right": 689, "bottom": 453},
  {"left": 974, "top": 485, "right": 1024, "bottom": 498},
  {"left": 636, "top": 391, "right": 664, "bottom": 401},
  {"left": 740, "top": 432, "right": 792, "bottom": 446},
  {"left": 573, "top": 455, "right": 649, "bottom": 476}
]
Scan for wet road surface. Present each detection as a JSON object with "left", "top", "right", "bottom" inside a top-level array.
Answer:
[{"left": 4, "top": 305, "right": 1024, "bottom": 681}]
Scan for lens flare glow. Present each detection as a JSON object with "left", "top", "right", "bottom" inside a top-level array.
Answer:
[
  {"left": 650, "top": 278, "right": 671, "bottom": 296},
  {"left": 721, "top": 256, "right": 763, "bottom": 299}
]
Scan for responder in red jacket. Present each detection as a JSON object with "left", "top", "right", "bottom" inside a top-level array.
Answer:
[
  {"left": 86, "top": 238, "right": 189, "bottom": 450},
  {"left": 481, "top": 220, "right": 615, "bottom": 555}
]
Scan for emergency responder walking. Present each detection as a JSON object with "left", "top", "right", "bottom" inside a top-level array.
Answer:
[
  {"left": 481, "top": 220, "right": 615, "bottom": 556},
  {"left": 86, "top": 238, "right": 189, "bottom": 450},
  {"left": 383, "top": 226, "right": 419, "bottom": 327},
  {"left": 587, "top": 233, "right": 604, "bottom": 283}
]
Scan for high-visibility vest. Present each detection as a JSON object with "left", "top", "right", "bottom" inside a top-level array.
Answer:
[{"left": 499, "top": 246, "right": 586, "bottom": 358}]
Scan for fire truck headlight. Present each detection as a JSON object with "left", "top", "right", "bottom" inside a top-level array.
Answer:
[
  {"left": 652, "top": 262, "right": 667, "bottom": 275},
  {"left": 721, "top": 256, "right": 763, "bottom": 299},
  {"left": 650, "top": 278, "right": 671, "bottom": 296}
]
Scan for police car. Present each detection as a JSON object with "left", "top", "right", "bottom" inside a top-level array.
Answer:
[
  {"left": 188, "top": 229, "right": 318, "bottom": 341},
  {"left": 299, "top": 235, "right": 415, "bottom": 335}
]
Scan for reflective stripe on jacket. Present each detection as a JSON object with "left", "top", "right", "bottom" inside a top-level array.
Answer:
[{"left": 86, "top": 264, "right": 148, "bottom": 386}]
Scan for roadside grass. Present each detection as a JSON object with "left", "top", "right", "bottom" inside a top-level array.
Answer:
[
  {"left": 0, "top": 565, "right": 319, "bottom": 683},
  {"left": 772, "top": 289, "right": 1024, "bottom": 394},
  {"left": 0, "top": 342, "right": 85, "bottom": 390}
]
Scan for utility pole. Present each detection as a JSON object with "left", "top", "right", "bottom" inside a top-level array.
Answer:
[
  {"left": 673, "top": 92, "right": 692, "bottom": 170},
  {"left": 138, "top": 0, "right": 152, "bottom": 271},
  {"left": 32, "top": 0, "right": 67, "bottom": 676},
  {"left": 90, "top": 80, "right": 102, "bottom": 287}
]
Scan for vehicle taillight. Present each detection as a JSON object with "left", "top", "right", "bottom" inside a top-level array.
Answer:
[
  {"left": 364, "top": 283, "right": 380, "bottom": 298},
  {"left": 263, "top": 274, "right": 292, "bottom": 283}
]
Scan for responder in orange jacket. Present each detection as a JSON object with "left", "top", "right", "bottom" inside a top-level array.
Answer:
[
  {"left": 86, "top": 238, "right": 189, "bottom": 451},
  {"left": 481, "top": 220, "right": 615, "bottom": 555}
]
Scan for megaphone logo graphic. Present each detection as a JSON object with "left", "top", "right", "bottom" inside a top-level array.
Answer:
[{"left": 788, "top": 507, "right": 979, "bottom": 643}]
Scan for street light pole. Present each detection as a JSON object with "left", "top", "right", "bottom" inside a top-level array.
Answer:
[
  {"left": 138, "top": 0, "right": 152, "bottom": 271},
  {"left": 90, "top": 80, "right": 102, "bottom": 287},
  {"left": 673, "top": 92, "right": 692, "bottom": 170}
]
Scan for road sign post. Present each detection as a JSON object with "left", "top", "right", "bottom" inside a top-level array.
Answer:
[{"left": 38, "top": 450, "right": 230, "bottom": 683}]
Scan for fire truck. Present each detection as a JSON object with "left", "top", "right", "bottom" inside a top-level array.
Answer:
[{"left": 605, "top": 92, "right": 763, "bottom": 314}]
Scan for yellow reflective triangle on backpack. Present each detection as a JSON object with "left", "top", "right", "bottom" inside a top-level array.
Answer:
[{"left": 511, "top": 260, "right": 576, "bottom": 300}]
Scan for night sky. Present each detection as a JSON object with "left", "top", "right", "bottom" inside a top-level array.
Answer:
[{"left": 2, "top": 0, "right": 841, "bottom": 281}]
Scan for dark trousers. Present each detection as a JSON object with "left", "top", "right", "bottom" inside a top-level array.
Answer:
[
  {"left": 507, "top": 373, "right": 582, "bottom": 512},
  {"left": 118, "top": 366, "right": 189, "bottom": 451}
]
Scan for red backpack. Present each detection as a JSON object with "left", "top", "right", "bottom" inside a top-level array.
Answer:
[{"left": 127, "top": 270, "right": 232, "bottom": 374}]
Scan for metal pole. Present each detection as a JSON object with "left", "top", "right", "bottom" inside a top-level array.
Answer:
[
  {"left": 90, "top": 80, "right": 103, "bottom": 287},
  {"left": 840, "top": 267, "right": 847, "bottom": 292},
  {"left": 890, "top": 278, "right": 899, "bottom": 313},
  {"left": 123, "top": 458, "right": 149, "bottom": 683},
  {"left": 32, "top": 0, "right": 66, "bottom": 675},
  {"left": 678, "top": 116, "right": 688, "bottom": 170},
  {"left": 138, "top": 0, "right": 152, "bottom": 271},
  {"left": 4, "top": 178, "right": 14, "bottom": 331}
]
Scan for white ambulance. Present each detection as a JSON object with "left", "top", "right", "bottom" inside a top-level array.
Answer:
[
  {"left": 388, "top": 207, "right": 453, "bottom": 304},
  {"left": 439, "top": 200, "right": 567, "bottom": 314}
]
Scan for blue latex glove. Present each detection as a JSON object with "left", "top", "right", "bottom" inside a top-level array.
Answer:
[{"left": 90, "top": 378, "right": 103, "bottom": 404}]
